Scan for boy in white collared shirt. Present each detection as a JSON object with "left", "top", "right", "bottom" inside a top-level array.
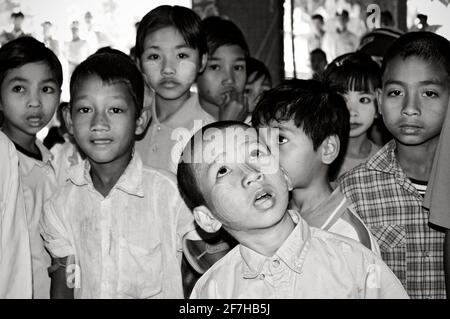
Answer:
[
  {"left": 177, "top": 121, "right": 407, "bottom": 299},
  {"left": 41, "top": 50, "right": 197, "bottom": 299},
  {"left": 0, "top": 36, "right": 63, "bottom": 298},
  {"left": 0, "top": 131, "right": 32, "bottom": 299}
]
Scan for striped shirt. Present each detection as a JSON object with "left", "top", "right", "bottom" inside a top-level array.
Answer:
[{"left": 339, "top": 140, "right": 445, "bottom": 299}]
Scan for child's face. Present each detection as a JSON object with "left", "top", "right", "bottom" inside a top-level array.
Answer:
[
  {"left": 244, "top": 73, "right": 271, "bottom": 113},
  {"left": 197, "top": 44, "right": 247, "bottom": 108},
  {"left": 194, "top": 126, "right": 289, "bottom": 232},
  {"left": 310, "top": 53, "right": 326, "bottom": 73},
  {"left": 260, "top": 119, "right": 324, "bottom": 189},
  {"left": 0, "top": 61, "right": 60, "bottom": 143},
  {"left": 343, "top": 90, "right": 377, "bottom": 138},
  {"left": 68, "top": 75, "right": 146, "bottom": 166},
  {"left": 140, "top": 26, "right": 204, "bottom": 102},
  {"left": 378, "top": 56, "right": 450, "bottom": 147}
]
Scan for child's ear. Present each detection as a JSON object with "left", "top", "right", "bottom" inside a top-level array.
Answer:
[
  {"left": 135, "top": 108, "right": 151, "bottom": 135},
  {"left": 199, "top": 53, "right": 208, "bottom": 74},
  {"left": 376, "top": 88, "right": 383, "bottom": 117},
  {"left": 320, "top": 135, "right": 340, "bottom": 165},
  {"left": 193, "top": 205, "right": 222, "bottom": 233},
  {"left": 63, "top": 105, "right": 74, "bottom": 135}
]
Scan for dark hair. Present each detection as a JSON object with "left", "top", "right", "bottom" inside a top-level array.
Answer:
[
  {"left": 381, "top": 31, "right": 450, "bottom": 80},
  {"left": 251, "top": 79, "right": 349, "bottom": 178},
  {"left": 11, "top": 12, "right": 24, "bottom": 19},
  {"left": 135, "top": 5, "right": 207, "bottom": 59},
  {"left": 70, "top": 49, "right": 144, "bottom": 116},
  {"left": 310, "top": 48, "right": 327, "bottom": 61},
  {"left": 246, "top": 57, "right": 272, "bottom": 86},
  {"left": 177, "top": 121, "right": 250, "bottom": 211},
  {"left": 324, "top": 51, "right": 381, "bottom": 93},
  {"left": 201, "top": 16, "right": 249, "bottom": 57},
  {"left": 311, "top": 14, "right": 324, "bottom": 23},
  {"left": 0, "top": 36, "right": 63, "bottom": 88}
]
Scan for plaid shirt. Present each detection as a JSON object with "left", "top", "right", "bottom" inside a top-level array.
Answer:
[{"left": 339, "top": 140, "right": 446, "bottom": 299}]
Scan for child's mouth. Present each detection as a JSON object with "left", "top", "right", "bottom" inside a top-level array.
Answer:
[{"left": 254, "top": 190, "right": 274, "bottom": 209}]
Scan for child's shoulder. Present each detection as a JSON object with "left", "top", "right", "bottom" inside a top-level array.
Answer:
[{"left": 141, "top": 164, "right": 178, "bottom": 186}]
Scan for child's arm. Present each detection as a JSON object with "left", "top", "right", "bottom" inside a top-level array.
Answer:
[
  {"left": 445, "top": 229, "right": 450, "bottom": 299},
  {"left": 49, "top": 256, "right": 74, "bottom": 299},
  {"left": 219, "top": 90, "right": 247, "bottom": 121}
]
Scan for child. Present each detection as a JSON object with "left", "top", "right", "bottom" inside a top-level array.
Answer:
[
  {"left": 40, "top": 51, "right": 197, "bottom": 299},
  {"left": 177, "top": 121, "right": 408, "bottom": 298},
  {"left": 0, "top": 36, "right": 63, "bottom": 298},
  {"left": 0, "top": 131, "right": 32, "bottom": 298},
  {"left": 339, "top": 31, "right": 450, "bottom": 299},
  {"left": 134, "top": 5, "right": 215, "bottom": 174},
  {"left": 252, "top": 79, "right": 380, "bottom": 255},
  {"left": 197, "top": 16, "right": 249, "bottom": 122},
  {"left": 243, "top": 56, "right": 272, "bottom": 123},
  {"left": 324, "top": 52, "right": 382, "bottom": 180}
]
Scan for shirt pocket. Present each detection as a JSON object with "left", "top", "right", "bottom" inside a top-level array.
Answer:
[
  {"left": 369, "top": 224, "right": 407, "bottom": 286},
  {"left": 117, "top": 237, "right": 163, "bottom": 299}
]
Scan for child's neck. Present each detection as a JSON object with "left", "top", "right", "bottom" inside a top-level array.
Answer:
[
  {"left": 199, "top": 97, "right": 219, "bottom": 120},
  {"left": 291, "top": 178, "right": 332, "bottom": 218},
  {"left": 233, "top": 212, "right": 296, "bottom": 257},
  {"left": 347, "top": 134, "right": 372, "bottom": 159},
  {"left": 155, "top": 91, "right": 190, "bottom": 122},
  {"left": 89, "top": 152, "right": 132, "bottom": 197},
  {"left": 395, "top": 139, "right": 438, "bottom": 181},
  {"left": 1, "top": 125, "right": 38, "bottom": 154}
]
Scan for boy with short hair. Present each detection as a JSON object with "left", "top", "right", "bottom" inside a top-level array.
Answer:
[
  {"left": 197, "top": 16, "right": 249, "bottom": 121},
  {"left": 134, "top": 5, "right": 215, "bottom": 174},
  {"left": 177, "top": 121, "right": 407, "bottom": 298},
  {"left": 40, "top": 51, "right": 197, "bottom": 299},
  {"left": 339, "top": 31, "right": 450, "bottom": 298},
  {"left": 0, "top": 36, "right": 63, "bottom": 298},
  {"left": 252, "top": 79, "right": 380, "bottom": 255}
]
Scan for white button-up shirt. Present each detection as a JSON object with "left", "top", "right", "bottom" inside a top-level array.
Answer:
[
  {"left": 0, "top": 131, "right": 33, "bottom": 298},
  {"left": 41, "top": 154, "right": 196, "bottom": 298},
  {"left": 191, "top": 211, "right": 409, "bottom": 299}
]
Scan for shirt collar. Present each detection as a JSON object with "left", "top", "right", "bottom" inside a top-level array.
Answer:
[
  {"left": 68, "top": 151, "right": 144, "bottom": 197},
  {"left": 151, "top": 93, "right": 203, "bottom": 129},
  {"left": 240, "top": 210, "right": 312, "bottom": 279},
  {"left": 16, "top": 139, "right": 55, "bottom": 175},
  {"left": 365, "top": 140, "right": 400, "bottom": 175}
]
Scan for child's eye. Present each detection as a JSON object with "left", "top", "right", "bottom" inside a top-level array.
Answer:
[
  {"left": 208, "top": 64, "right": 220, "bottom": 71},
  {"left": 234, "top": 64, "right": 245, "bottom": 71},
  {"left": 216, "top": 166, "right": 230, "bottom": 178},
  {"left": 387, "top": 89, "right": 402, "bottom": 97},
  {"left": 77, "top": 107, "right": 91, "bottom": 113},
  {"left": 278, "top": 136, "right": 288, "bottom": 145},
  {"left": 423, "top": 90, "right": 438, "bottom": 98},
  {"left": 42, "top": 86, "right": 55, "bottom": 94},
  {"left": 110, "top": 107, "right": 124, "bottom": 114},
  {"left": 359, "top": 97, "right": 372, "bottom": 104},
  {"left": 178, "top": 53, "right": 189, "bottom": 59},
  {"left": 12, "top": 85, "right": 24, "bottom": 93},
  {"left": 147, "top": 54, "right": 159, "bottom": 61}
]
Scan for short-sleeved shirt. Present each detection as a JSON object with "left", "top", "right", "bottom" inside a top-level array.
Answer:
[
  {"left": 135, "top": 93, "right": 215, "bottom": 174},
  {"left": 41, "top": 153, "right": 196, "bottom": 299},
  {"left": 0, "top": 132, "right": 32, "bottom": 299},
  {"left": 295, "top": 186, "right": 381, "bottom": 257},
  {"left": 339, "top": 140, "right": 446, "bottom": 299},
  {"left": 190, "top": 210, "right": 408, "bottom": 299},
  {"left": 16, "top": 139, "right": 57, "bottom": 299}
]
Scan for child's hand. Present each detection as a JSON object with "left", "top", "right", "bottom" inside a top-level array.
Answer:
[{"left": 218, "top": 89, "right": 248, "bottom": 121}]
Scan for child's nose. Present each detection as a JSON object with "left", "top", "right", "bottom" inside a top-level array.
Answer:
[
  {"left": 242, "top": 169, "right": 263, "bottom": 188},
  {"left": 90, "top": 112, "right": 110, "bottom": 131},
  {"left": 402, "top": 93, "right": 421, "bottom": 116},
  {"left": 161, "top": 57, "right": 176, "bottom": 76},
  {"left": 27, "top": 91, "right": 41, "bottom": 108},
  {"left": 222, "top": 68, "right": 235, "bottom": 86}
]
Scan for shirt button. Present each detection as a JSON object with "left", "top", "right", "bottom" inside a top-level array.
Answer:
[
  {"left": 272, "top": 259, "right": 280, "bottom": 268},
  {"left": 157, "top": 125, "right": 161, "bottom": 131},
  {"left": 259, "top": 274, "right": 265, "bottom": 280},
  {"left": 424, "top": 251, "right": 430, "bottom": 258}
]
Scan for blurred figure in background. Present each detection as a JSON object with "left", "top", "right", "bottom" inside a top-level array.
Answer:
[
  {"left": 310, "top": 48, "right": 327, "bottom": 80},
  {"left": 1, "top": 11, "right": 28, "bottom": 45},
  {"left": 244, "top": 57, "right": 272, "bottom": 123},
  {"left": 42, "top": 21, "right": 60, "bottom": 57}
]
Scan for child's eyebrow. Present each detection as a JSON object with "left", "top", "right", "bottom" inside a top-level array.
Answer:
[
  {"left": 6, "top": 76, "right": 57, "bottom": 84},
  {"left": 384, "top": 79, "right": 445, "bottom": 86}
]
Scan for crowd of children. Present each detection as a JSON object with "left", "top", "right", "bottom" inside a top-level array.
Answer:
[{"left": 1, "top": 5, "right": 449, "bottom": 299}]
